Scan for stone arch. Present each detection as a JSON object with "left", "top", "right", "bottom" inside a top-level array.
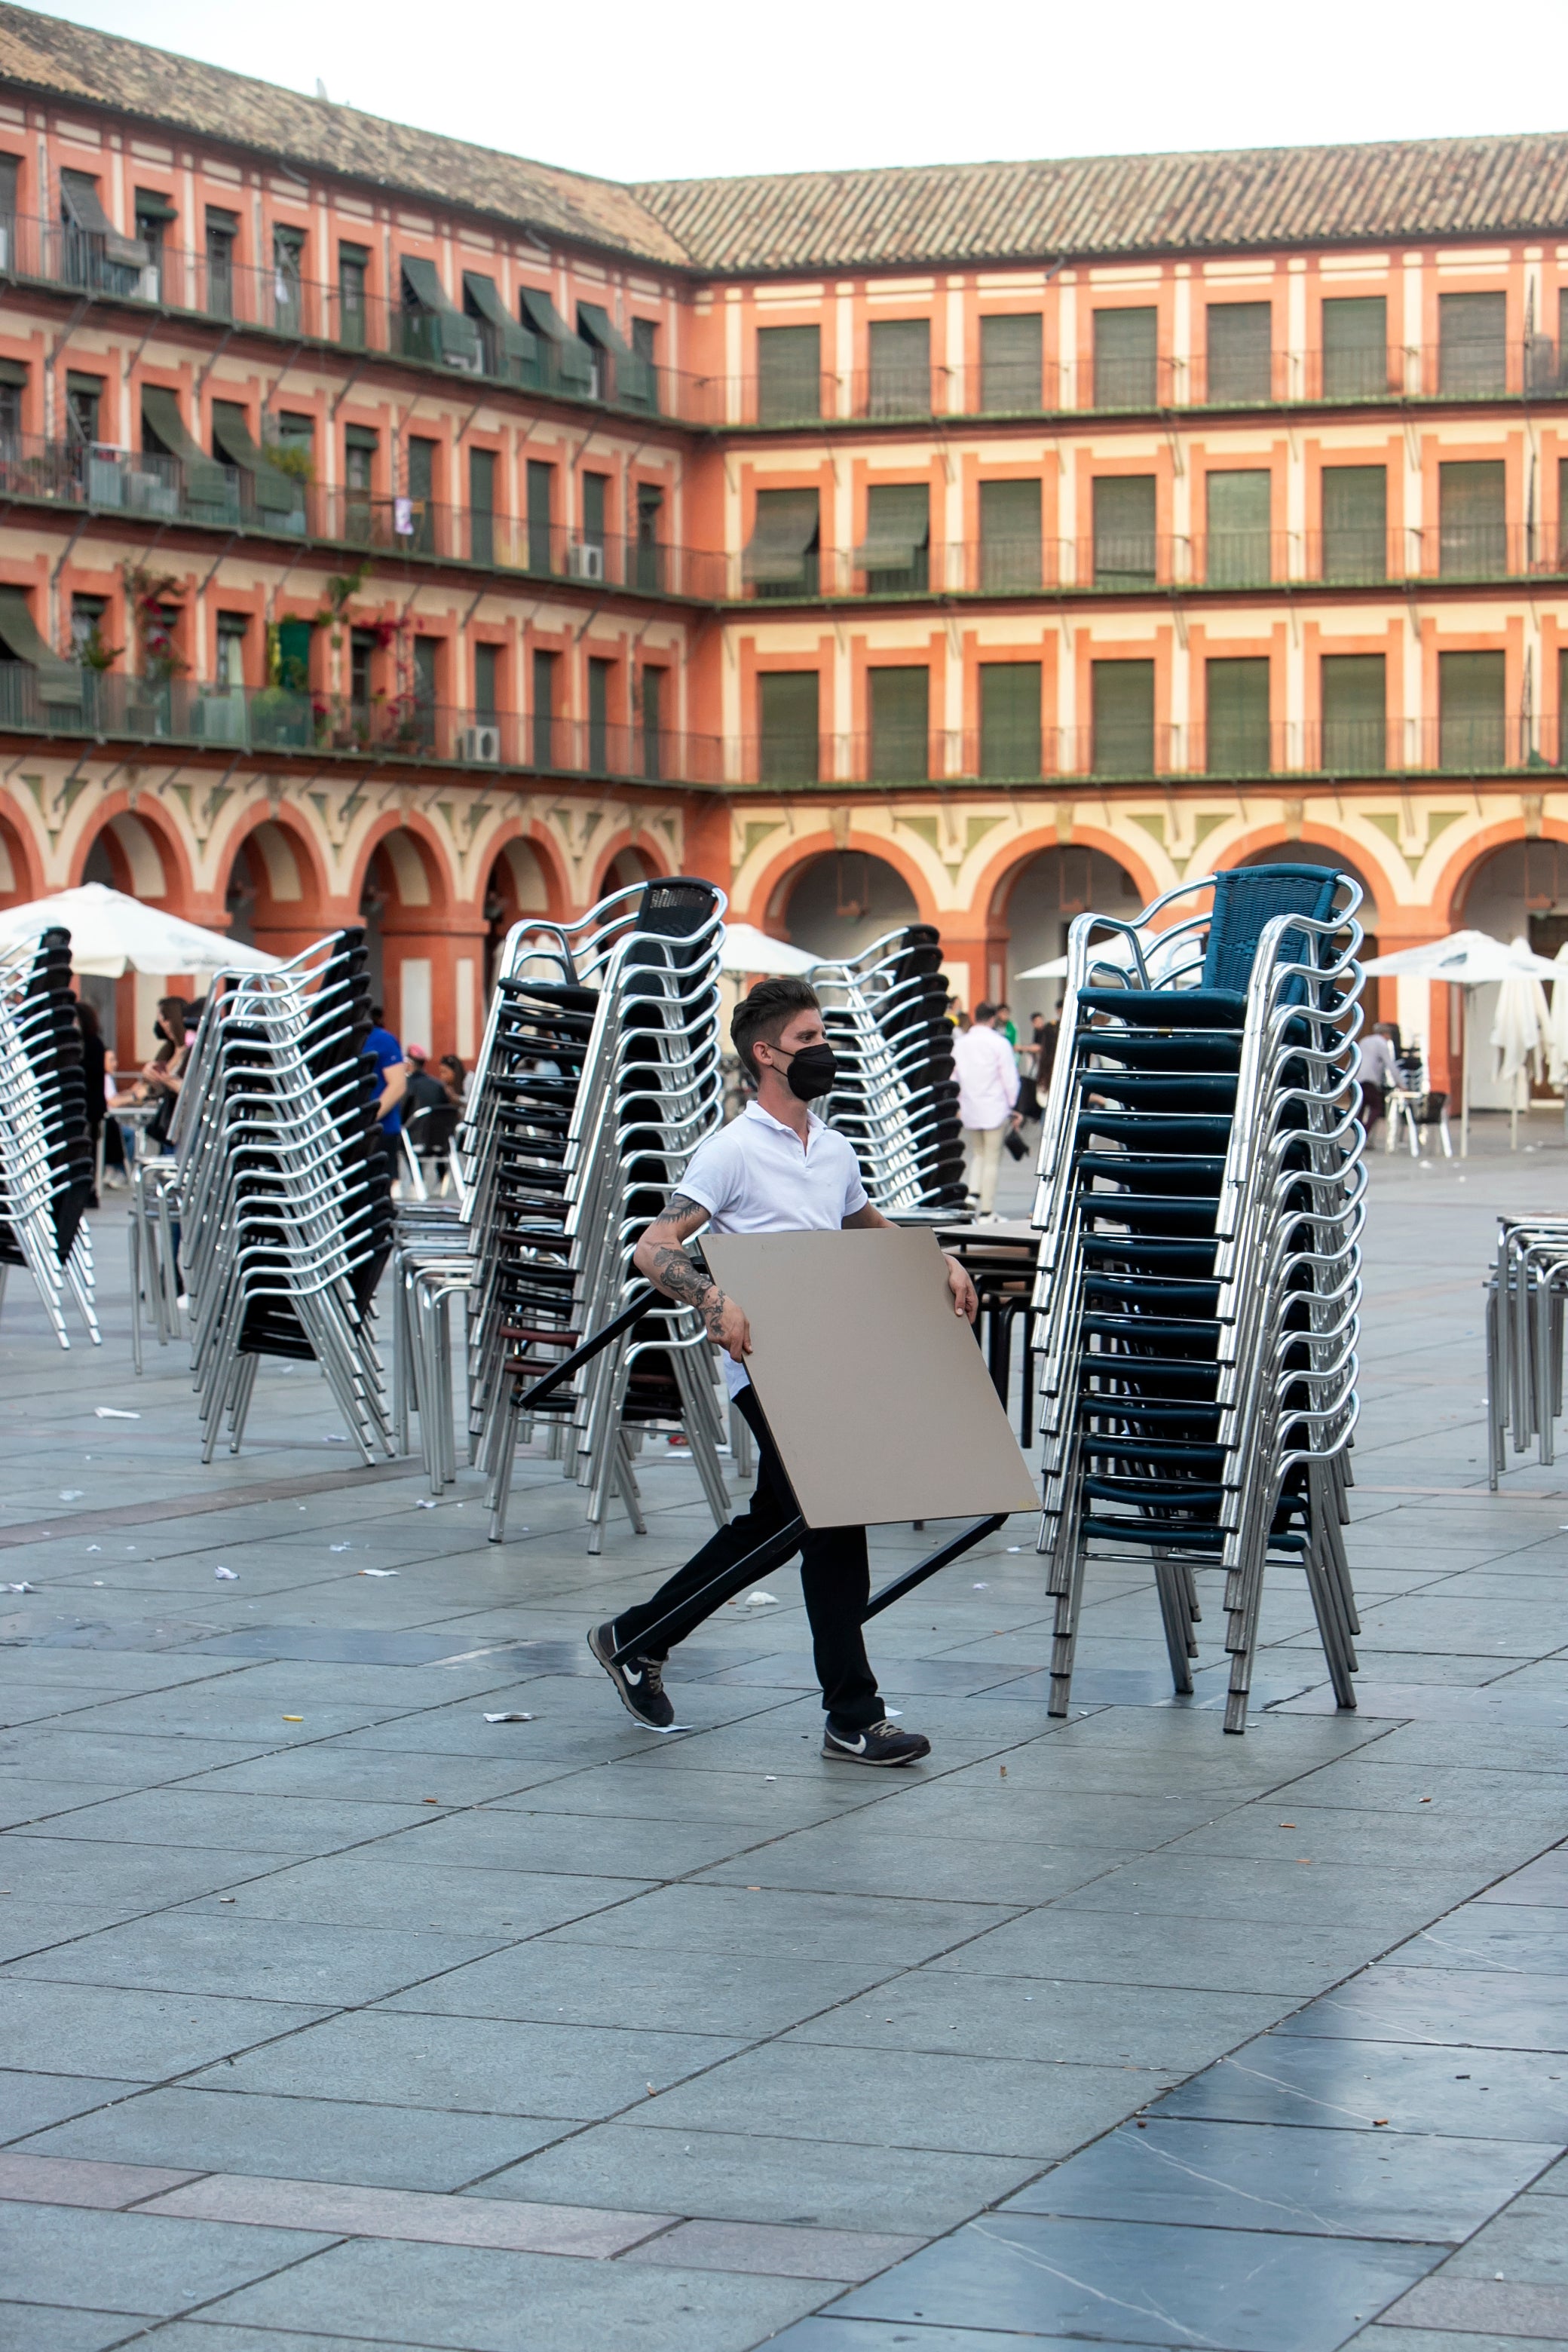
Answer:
[
  {"left": 989, "top": 842, "right": 1147, "bottom": 1008},
  {"left": 221, "top": 807, "right": 331, "bottom": 965},
  {"left": 589, "top": 831, "right": 672, "bottom": 904},
  {"left": 0, "top": 804, "right": 42, "bottom": 908},
  {"left": 776, "top": 848, "right": 923, "bottom": 964},
  {"left": 72, "top": 801, "right": 194, "bottom": 909},
  {"left": 1427, "top": 815, "right": 1568, "bottom": 936},
  {"left": 1212, "top": 819, "right": 1398, "bottom": 929},
  {"left": 351, "top": 815, "right": 461, "bottom": 1055},
  {"left": 743, "top": 827, "right": 938, "bottom": 939},
  {"left": 482, "top": 827, "right": 568, "bottom": 994}
]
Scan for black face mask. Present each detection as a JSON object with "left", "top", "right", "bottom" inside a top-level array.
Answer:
[{"left": 776, "top": 1041, "right": 838, "bottom": 1101}]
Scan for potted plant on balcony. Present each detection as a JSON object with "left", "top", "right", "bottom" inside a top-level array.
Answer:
[{"left": 122, "top": 562, "right": 186, "bottom": 735}]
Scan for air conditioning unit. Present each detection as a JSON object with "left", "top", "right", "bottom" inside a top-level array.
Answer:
[
  {"left": 461, "top": 724, "right": 501, "bottom": 764},
  {"left": 568, "top": 541, "right": 605, "bottom": 582}
]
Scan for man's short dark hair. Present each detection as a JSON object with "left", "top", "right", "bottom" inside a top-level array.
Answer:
[
  {"left": 974, "top": 1000, "right": 997, "bottom": 1023},
  {"left": 732, "top": 975, "right": 819, "bottom": 1082}
]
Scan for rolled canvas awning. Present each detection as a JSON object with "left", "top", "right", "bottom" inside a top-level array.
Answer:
[
  {"left": 855, "top": 482, "right": 930, "bottom": 572},
  {"left": 577, "top": 301, "right": 654, "bottom": 405},
  {"left": 743, "top": 490, "right": 819, "bottom": 585},
  {"left": 141, "top": 386, "right": 231, "bottom": 507},
  {"left": 400, "top": 256, "right": 481, "bottom": 366},
  {"left": 60, "top": 169, "right": 149, "bottom": 271},
  {"left": 0, "top": 586, "right": 84, "bottom": 705},
  {"left": 516, "top": 286, "right": 595, "bottom": 389},
  {"left": 211, "top": 403, "right": 301, "bottom": 516},
  {"left": 461, "top": 273, "right": 539, "bottom": 372}
]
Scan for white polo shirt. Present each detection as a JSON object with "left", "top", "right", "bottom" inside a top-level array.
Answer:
[{"left": 676, "top": 1100, "right": 868, "bottom": 1395}]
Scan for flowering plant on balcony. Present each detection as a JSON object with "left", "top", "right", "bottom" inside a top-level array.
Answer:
[{"left": 122, "top": 562, "right": 187, "bottom": 684}]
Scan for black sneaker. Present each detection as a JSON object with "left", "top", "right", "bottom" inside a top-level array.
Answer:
[
  {"left": 588, "top": 1621, "right": 675, "bottom": 1731},
  {"left": 822, "top": 1718, "right": 932, "bottom": 1766}
]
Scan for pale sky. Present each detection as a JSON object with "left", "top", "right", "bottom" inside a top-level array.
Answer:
[{"left": 32, "top": 0, "right": 1568, "bottom": 186}]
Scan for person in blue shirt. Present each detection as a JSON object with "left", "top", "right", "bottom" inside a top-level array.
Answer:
[{"left": 363, "top": 1006, "right": 409, "bottom": 1134}]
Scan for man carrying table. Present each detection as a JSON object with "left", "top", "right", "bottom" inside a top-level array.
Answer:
[{"left": 589, "top": 975, "right": 978, "bottom": 1765}]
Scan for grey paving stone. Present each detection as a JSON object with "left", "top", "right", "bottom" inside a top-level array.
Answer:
[
  {"left": 1165, "top": 1804, "right": 1555, "bottom": 1874},
  {"left": 695, "top": 1829, "right": 1116, "bottom": 1906},
  {"left": 1279, "top": 1965, "right": 1568, "bottom": 2052},
  {"left": 0, "top": 1729, "right": 276, "bottom": 1785},
  {"left": 1149, "top": 2033, "right": 1568, "bottom": 2139},
  {"left": 1480, "top": 1849, "right": 1568, "bottom": 1909},
  {"left": 465, "top": 2119, "right": 1036, "bottom": 2233},
  {"left": 188, "top": 2006, "right": 741, "bottom": 2119},
  {"left": 828, "top": 2210, "right": 1445, "bottom": 2348},
  {"left": 0, "top": 1979, "right": 330, "bottom": 2078},
  {"left": 762, "top": 2326, "right": 1150, "bottom": 2352},
  {"left": 618, "top": 2039, "right": 1174, "bottom": 2161},
  {"left": 1401, "top": 1905, "right": 1568, "bottom": 1977},
  {"left": 170, "top": 1747, "right": 565, "bottom": 1808},
  {"left": 5, "top": 1912, "right": 505, "bottom": 2004},
  {"left": 105, "top": 2329, "right": 459, "bottom": 2352},
  {"left": 177, "top": 1853, "right": 651, "bottom": 1935},
  {"left": 198, "top": 2235, "right": 827, "bottom": 2350},
  {"left": 926, "top": 1906, "right": 1381, "bottom": 1995},
  {"left": 17, "top": 2084, "right": 567, "bottom": 2190},
  {"left": 1346, "top": 2332, "right": 1568, "bottom": 2352},
  {"left": 378, "top": 1937, "right": 891, "bottom": 2035},
  {"left": 0, "top": 2305, "right": 159, "bottom": 2350},
  {"left": 0, "top": 2203, "right": 338, "bottom": 2318},
  {"left": 381, "top": 1802, "right": 760, "bottom": 1879},
  {"left": 0, "top": 2072, "right": 140, "bottom": 2143},
  {"left": 1003, "top": 2115, "right": 1557, "bottom": 2240},
  {"left": 1444, "top": 2192, "right": 1568, "bottom": 2278},
  {"left": 13, "top": 1787, "right": 443, "bottom": 1857},
  {"left": 1048, "top": 1851, "right": 1482, "bottom": 1931},
  {"left": 539, "top": 1882, "right": 1016, "bottom": 1964},
  {"left": 488, "top": 1762, "right": 883, "bottom": 1830}
]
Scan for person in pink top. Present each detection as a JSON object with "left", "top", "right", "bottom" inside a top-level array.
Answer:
[{"left": 952, "top": 1001, "right": 1021, "bottom": 1217}]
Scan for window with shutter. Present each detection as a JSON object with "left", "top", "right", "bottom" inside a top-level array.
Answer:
[
  {"left": 759, "top": 671, "right": 820, "bottom": 785},
  {"left": 1321, "top": 297, "right": 1388, "bottom": 399},
  {"left": 581, "top": 473, "right": 608, "bottom": 551},
  {"left": 868, "top": 319, "right": 930, "bottom": 418},
  {"left": 1560, "top": 645, "right": 1568, "bottom": 767},
  {"left": 641, "top": 666, "right": 664, "bottom": 779},
  {"left": 1092, "top": 660, "right": 1154, "bottom": 775},
  {"left": 635, "top": 484, "right": 664, "bottom": 593},
  {"left": 527, "top": 460, "right": 555, "bottom": 574},
  {"left": 469, "top": 449, "right": 495, "bottom": 567},
  {"left": 979, "top": 479, "right": 1042, "bottom": 590},
  {"left": 338, "top": 243, "right": 369, "bottom": 350},
  {"left": 1205, "top": 304, "right": 1272, "bottom": 403},
  {"left": 1205, "top": 657, "right": 1271, "bottom": 773},
  {"left": 1094, "top": 308, "right": 1158, "bottom": 409},
  {"left": 855, "top": 482, "right": 929, "bottom": 592},
  {"left": 1205, "top": 470, "right": 1272, "bottom": 586},
  {"left": 406, "top": 436, "right": 437, "bottom": 554},
  {"left": 531, "top": 647, "right": 557, "bottom": 767},
  {"left": 979, "top": 663, "right": 1042, "bottom": 779},
  {"left": 1439, "top": 461, "right": 1506, "bottom": 577},
  {"left": 473, "top": 643, "right": 499, "bottom": 720},
  {"left": 412, "top": 637, "right": 439, "bottom": 746},
  {"left": 979, "top": 314, "right": 1042, "bottom": 412},
  {"left": 1321, "top": 465, "right": 1387, "bottom": 582},
  {"left": 1440, "top": 292, "right": 1507, "bottom": 396},
  {"left": 1093, "top": 475, "right": 1156, "bottom": 586},
  {"left": 745, "top": 487, "right": 820, "bottom": 597},
  {"left": 868, "top": 666, "right": 929, "bottom": 779},
  {"left": 1439, "top": 649, "right": 1506, "bottom": 769},
  {"left": 587, "top": 655, "right": 612, "bottom": 773},
  {"left": 757, "top": 326, "right": 822, "bottom": 425},
  {"left": 1321, "top": 654, "right": 1386, "bottom": 773}
]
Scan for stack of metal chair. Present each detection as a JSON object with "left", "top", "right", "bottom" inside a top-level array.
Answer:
[
  {"left": 811, "top": 923, "right": 966, "bottom": 1215},
  {"left": 0, "top": 926, "right": 99, "bottom": 1346},
  {"left": 390, "top": 1199, "right": 474, "bottom": 1493},
  {"left": 1485, "top": 1214, "right": 1568, "bottom": 1484},
  {"left": 1031, "top": 866, "right": 1366, "bottom": 1733},
  {"left": 171, "top": 930, "right": 396, "bottom": 1460},
  {"left": 461, "top": 875, "right": 732, "bottom": 1551}
]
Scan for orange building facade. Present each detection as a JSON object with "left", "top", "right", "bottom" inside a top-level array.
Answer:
[{"left": 4, "top": 5, "right": 1568, "bottom": 1103}]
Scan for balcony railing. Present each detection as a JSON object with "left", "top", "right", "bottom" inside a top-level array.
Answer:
[{"left": 0, "top": 664, "right": 724, "bottom": 784}]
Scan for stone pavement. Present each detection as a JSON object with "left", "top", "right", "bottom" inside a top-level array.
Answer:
[{"left": 0, "top": 1120, "right": 1565, "bottom": 2352}]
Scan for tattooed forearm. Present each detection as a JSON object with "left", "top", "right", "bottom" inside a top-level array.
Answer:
[{"left": 648, "top": 1244, "right": 721, "bottom": 1320}]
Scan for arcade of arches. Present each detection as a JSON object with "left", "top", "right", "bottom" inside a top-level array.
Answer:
[{"left": 2, "top": 762, "right": 1566, "bottom": 1098}]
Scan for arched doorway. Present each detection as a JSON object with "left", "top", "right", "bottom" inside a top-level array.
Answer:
[
  {"left": 1456, "top": 839, "right": 1565, "bottom": 1107},
  {"left": 999, "top": 846, "right": 1141, "bottom": 1010},
  {"left": 780, "top": 850, "right": 920, "bottom": 963},
  {"left": 78, "top": 810, "right": 183, "bottom": 1059},
  {"left": 482, "top": 838, "right": 553, "bottom": 993},
  {"left": 358, "top": 826, "right": 464, "bottom": 1057},
  {"left": 0, "top": 811, "right": 36, "bottom": 911},
  {"left": 601, "top": 844, "right": 657, "bottom": 897},
  {"left": 223, "top": 818, "right": 326, "bottom": 965}
]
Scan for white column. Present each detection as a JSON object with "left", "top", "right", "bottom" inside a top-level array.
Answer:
[{"left": 945, "top": 276, "right": 966, "bottom": 413}]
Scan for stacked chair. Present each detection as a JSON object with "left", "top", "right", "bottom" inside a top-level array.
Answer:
[
  {"left": 810, "top": 923, "right": 967, "bottom": 1215},
  {"left": 0, "top": 926, "right": 99, "bottom": 1347},
  {"left": 1031, "top": 866, "right": 1366, "bottom": 1733},
  {"left": 460, "top": 875, "right": 732, "bottom": 1552},
  {"left": 170, "top": 930, "right": 396, "bottom": 1460},
  {"left": 390, "top": 1199, "right": 474, "bottom": 1493},
  {"left": 1485, "top": 1214, "right": 1568, "bottom": 1484}
]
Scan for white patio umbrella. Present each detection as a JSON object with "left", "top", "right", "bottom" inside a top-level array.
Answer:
[
  {"left": 718, "top": 923, "right": 820, "bottom": 976},
  {"left": 1490, "top": 938, "right": 1551, "bottom": 1150},
  {"left": 0, "top": 884, "right": 281, "bottom": 978},
  {"left": 1548, "top": 945, "right": 1568, "bottom": 1108},
  {"left": 1361, "top": 929, "right": 1560, "bottom": 1156}
]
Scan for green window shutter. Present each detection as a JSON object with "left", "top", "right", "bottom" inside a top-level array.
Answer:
[
  {"left": 855, "top": 482, "right": 929, "bottom": 591},
  {"left": 581, "top": 472, "right": 608, "bottom": 548},
  {"left": 469, "top": 449, "right": 495, "bottom": 565},
  {"left": 527, "top": 459, "right": 555, "bottom": 572},
  {"left": 757, "top": 325, "right": 822, "bottom": 424},
  {"left": 473, "top": 642, "right": 499, "bottom": 718},
  {"left": 979, "top": 662, "right": 1042, "bottom": 779},
  {"left": 412, "top": 638, "right": 439, "bottom": 712},
  {"left": 1321, "top": 465, "right": 1387, "bottom": 582},
  {"left": 531, "top": 647, "right": 557, "bottom": 766},
  {"left": 759, "top": 671, "right": 820, "bottom": 784},
  {"left": 400, "top": 256, "right": 481, "bottom": 370},
  {"left": 868, "top": 319, "right": 929, "bottom": 418},
  {"left": 1205, "top": 303, "right": 1272, "bottom": 403},
  {"left": 1094, "top": 307, "right": 1157, "bottom": 408},
  {"left": 1205, "top": 657, "right": 1271, "bottom": 774},
  {"left": 1093, "top": 474, "right": 1156, "bottom": 585},
  {"left": 978, "top": 478, "right": 1041, "bottom": 589},
  {"left": 1321, "top": 654, "right": 1386, "bottom": 773},
  {"left": 1439, "top": 292, "right": 1507, "bottom": 395},
  {"left": 0, "top": 585, "right": 81, "bottom": 703},
  {"left": 210, "top": 399, "right": 300, "bottom": 517},
  {"left": 587, "top": 655, "right": 612, "bottom": 770},
  {"left": 142, "top": 384, "right": 233, "bottom": 513},
  {"left": 1560, "top": 645, "right": 1568, "bottom": 767},
  {"left": 406, "top": 437, "right": 435, "bottom": 500},
  {"left": 461, "top": 272, "right": 540, "bottom": 383},
  {"left": 640, "top": 664, "right": 664, "bottom": 776},
  {"left": 1439, "top": 461, "right": 1506, "bottom": 577},
  {"left": 978, "top": 314, "right": 1042, "bottom": 413},
  {"left": 868, "top": 665, "right": 929, "bottom": 779},
  {"left": 276, "top": 616, "right": 313, "bottom": 691},
  {"left": 1439, "top": 649, "right": 1506, "bottom": 770},
  {"left": 745, "top": 487, "right": 819, "bottom": 595},
  {"left": 517, "top": 286, "right": 595, "bottom": 394},
  {"left": 1092, "top": 660, "right": 1154, "bottom": 775},
  {"left": 1321, "top": 297, "right": 1388, "bottom": 398},
  {"left": 1205, "top": 470, "right": 1272, "bottom": 585}
]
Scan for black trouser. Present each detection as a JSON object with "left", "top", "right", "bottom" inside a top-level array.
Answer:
[{"left": 612, "top": 1383, "right": 882, "bottom": 1729}]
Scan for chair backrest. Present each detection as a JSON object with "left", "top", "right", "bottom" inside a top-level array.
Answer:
[{"left": 1201, "top": 865, "right": 1343, "bottom": 995}]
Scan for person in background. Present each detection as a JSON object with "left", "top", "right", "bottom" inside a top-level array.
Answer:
[
  {"left": 439, "top": 1054, "right": 468, "bottom": 1107},
  {"left": 1358, "top": 1019, "right": 1398, "bottom": 1137},
  {"left": 994, "top": 1000, "right": 1018, "bottom": 1049},
  {"left": 141, "top": 997, "right": 191, "bottom": 1148},
  {"left": 401, "top": 1047, "right": 447, "bottom": 1119},
  {"left": 363, "top": 1005, "right": 409, "bottom": 1135},
  {"left": 954, "top": 1007, "right": 972, "bottom": 1034},
  {"left": 1037, "top": 1000, "right": 1062, "bottom": 1092},
  {"left": 952, "top": 1000, "right": 1020, "bottom": 1219},
  {"left": 76, "top": 998, "right": 106, "bottom": 1208}
]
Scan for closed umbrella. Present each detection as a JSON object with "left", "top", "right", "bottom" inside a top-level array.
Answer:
[
  {"left": 0, "top": 884, "right": 280, "bottom": 978},
  {"left": 1362, "top": 929, "right": 1560, "bottom": 1155},
  {"left": 1490, "top": 938, "right": 1551, "bottom": 1150},
  {"left": 1548, "top": 945, "right": 1568, "bottom": 1114}
]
